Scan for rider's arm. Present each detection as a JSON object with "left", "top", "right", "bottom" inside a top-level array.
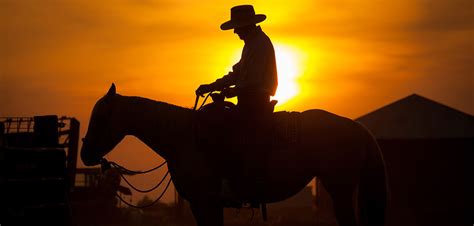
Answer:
[{"left": 212, "top": 61, "right": 241, "bottom": 90}]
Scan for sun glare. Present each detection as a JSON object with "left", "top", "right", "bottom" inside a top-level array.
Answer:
[
  {"left": 225, "top": 43, "right": 303, "bottom": 107},
  {"left": 273, "top": 44, "right": 302, "bottom": 106}
]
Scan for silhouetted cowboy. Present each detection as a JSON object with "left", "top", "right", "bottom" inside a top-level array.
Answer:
[
  {"left": 195, "top": 5, "right": 278, "bottom": 206},
  {"left": 196, "top": 5, "right": 278, "bottom": 117}
]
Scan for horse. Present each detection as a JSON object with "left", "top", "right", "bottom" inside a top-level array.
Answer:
[{"left": 81, "top": 84, "right": 388, "bottom": 226}]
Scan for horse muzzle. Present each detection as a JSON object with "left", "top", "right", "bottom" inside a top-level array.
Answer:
[{"left": 80, "top": 142, "right": 102, "bottom": 166}]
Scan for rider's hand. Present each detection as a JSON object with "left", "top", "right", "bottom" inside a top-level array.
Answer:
[
  {"left": 196, "top": 84, "right": 213, "bottom": 97},
  {"left": 222, "top": 87, "right": 238, "bottom": 98}
]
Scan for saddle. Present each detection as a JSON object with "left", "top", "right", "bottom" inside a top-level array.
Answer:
[
  {"left": 196, "top": 93, "right": 277, "bottom": 150},
  {"left": 196, "top": 93, "right": 298, "bottom": 150}
]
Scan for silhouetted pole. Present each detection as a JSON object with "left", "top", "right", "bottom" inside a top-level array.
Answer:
[{"left": 67, "top": 118, "right": 80, "bottom": 191}]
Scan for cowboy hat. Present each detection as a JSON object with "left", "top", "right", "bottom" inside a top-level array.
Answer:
[{"left": 220, "top": 5, "right": 266, "bottom": 30}]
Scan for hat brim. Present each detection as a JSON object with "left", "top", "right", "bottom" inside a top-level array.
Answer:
[{"left": 220, "top": 14, "right": 266, "bottom": 30}]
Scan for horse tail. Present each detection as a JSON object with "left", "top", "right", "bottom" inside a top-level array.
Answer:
[{"left": 357, "top": 130, "right": 389, "bottom": 226}]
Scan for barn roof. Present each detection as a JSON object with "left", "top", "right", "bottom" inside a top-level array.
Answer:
[{"left": 356, "top": 94, "right": 474, "bottom": 139}]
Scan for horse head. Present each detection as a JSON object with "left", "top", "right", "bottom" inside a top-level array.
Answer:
[{"left": 81, "top": 83, "right": 126, "bottom": 166}]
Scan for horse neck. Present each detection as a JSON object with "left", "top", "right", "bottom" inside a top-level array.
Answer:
[{"left": 117, "top": 95, "right": 193, "bottom": 159}]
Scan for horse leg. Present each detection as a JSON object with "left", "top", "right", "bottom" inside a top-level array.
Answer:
[
  {"left": 189, "top": 201, "right": 223, "bottom": 226},
  {"left": 324, "top": 181, "right": 358, "bottom": 226}
]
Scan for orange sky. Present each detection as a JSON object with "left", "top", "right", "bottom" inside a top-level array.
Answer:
[{"left": 1, "top": 0, "right": 473, "bottom": 203}]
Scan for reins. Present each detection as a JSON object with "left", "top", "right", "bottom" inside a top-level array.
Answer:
[
  {"left": 101, "top": 158, "right": 171, "bottom": 208},
  {"left": 116, "top": 177, "right": 173, "bottom": 209},
  {"left": 109, "top": 159, "right": 167, "bottom": 175},
  {"left": 193, "top": 93, "right": 212, "bottom": 111}
]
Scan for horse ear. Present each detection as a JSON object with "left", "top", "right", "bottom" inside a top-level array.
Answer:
[{"left": 107, "top": 83, "right": 116, "bottom": 96}]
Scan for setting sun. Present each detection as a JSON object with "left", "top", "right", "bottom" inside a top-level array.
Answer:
[{"left": 273, "top": 44, "right": 303, "bottom": 106}]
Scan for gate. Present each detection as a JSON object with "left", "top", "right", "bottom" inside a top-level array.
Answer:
[{"left": 0, "top": 115, "right": 80, "bottom": 225}]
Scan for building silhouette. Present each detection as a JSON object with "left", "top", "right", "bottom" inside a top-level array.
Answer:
[{"left": 356, "top": 94, "right": 473, "bottom": 226}]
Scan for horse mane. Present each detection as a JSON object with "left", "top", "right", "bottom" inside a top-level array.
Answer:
[
  {"left": 116, "top": 95, "right": 193, "bottom": 131},
  {"left": 125, "top": 95, "right": 190, "bottom": 112},
  {"left": 113, "top": 94, "right": 191, "bottom": 118}
]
